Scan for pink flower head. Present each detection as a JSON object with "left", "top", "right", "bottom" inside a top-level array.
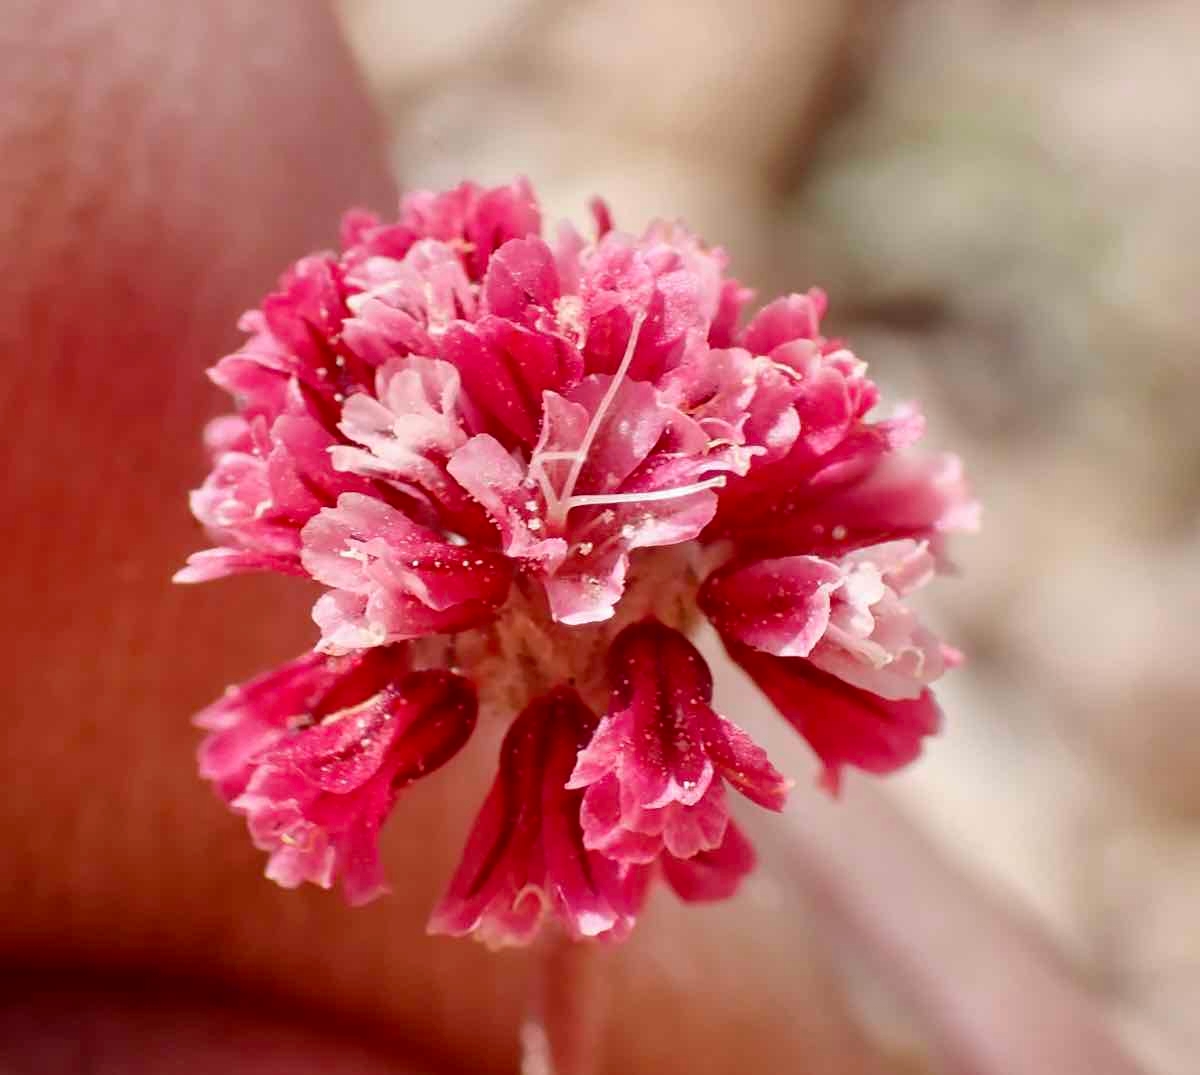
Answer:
[{"left": 181, "top": 178, "right": 977, "bottom": 944}]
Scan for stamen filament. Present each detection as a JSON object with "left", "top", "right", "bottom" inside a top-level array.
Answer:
[
  {"left": 563, "top": 474, "right": 726, "bottom": 511},
  {"left": 550, "top": 310, "right": 647, "bottom": 527},
  {"left": 528, "top": 459, "right": 562, "bottom": 519}
]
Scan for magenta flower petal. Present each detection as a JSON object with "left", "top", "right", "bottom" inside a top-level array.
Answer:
[
  {"left": 216, "top": 256, "right": 372, "bottom": 429},
  {"left": 233, "top": 668, "right": 477, "bottom": 904},
  {"left": 575, "top": 775, "right": 664, "bottom": 864},
  {"left": 441, "top": 314, "right": 582, "bottom": 447},
  {"left": 445, "top": 434, "right": 570, "bottom": 571},
  {"left": 338, "top": 179, "right": 541, "bottom": 282},
  {"left": 586, "top": 779, "right": 730, "bottom": 862},
  {"left": 398, "top": 178, "right": 541, "bottom": 281},
  {"left": 728, "top": 640, "right": 942, "bottom": 794},
  {"left": 195, "top": 648, "right": 403, "bottom": 803},
  {"left": 774, "top": 344, "right": 878, "bottom": 457},
  {"left": 661, "top": 821, "right": 757, "bottom": 903},
  {"left": 576, "top": 237, "right": 673, "bottom": 381},
  {"left": 429, "top": 687, "right": 646, "bottom": 947},
  {"left": 568, "top": 620, "right": 789, "bottom": 866},
  {"left": 258, "top": 256, "right": 346, "bottom": 369},
  {"left": 208, "top": 353, "right": 291, "bottom": 426},
  {"left": 716, "top": 430, "right": 976, "bottom": 564},
  {"left": 812, "top": 450, "right": 981, "bottom": 561}
]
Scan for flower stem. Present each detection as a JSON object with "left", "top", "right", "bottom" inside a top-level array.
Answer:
[{"left": 521, "top": 931, "right": 601, "bottom": 1075}]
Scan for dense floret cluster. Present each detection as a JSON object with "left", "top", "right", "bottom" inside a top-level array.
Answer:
[{"left": 180, "top": 179, "right": 976, "bottom": 945}]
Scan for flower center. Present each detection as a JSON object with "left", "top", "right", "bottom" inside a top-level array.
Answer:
[{"left": 415, "top": 544, "right": 702, "bottom": 721}]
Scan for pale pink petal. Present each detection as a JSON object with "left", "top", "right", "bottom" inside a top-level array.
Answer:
[
  {"left": 341, "top": 296, "right": 434, "bottom": 365},
  {"left": 203, "top": 414, "right": 253, "bottom": 457},
  {"left": 181, "top": 381, "right": 375, "bottom": 580},
  {"left": 396, "top": 177, "right": 541, "bottom": 280},
  {"left": 301, "top": 493, "right": 511, "bottom": 650},
  {"left": 708, "top": 278, "right": 755, "bottom": 349},
  {"left": 333, "top": 356, "right": 466, "bottom": 483},
  {"left": 342, "top": 240, "right": 477, "bottom": 353},
  {"left": 740, "top": 288, "right": 829, "bottom": 354},
  {"left": 807, "top": 541, "right": 948, "bottom": 701},
  {"left": 446, "top": 434, "right": 569, "bottom": 571},
  {"left": 173, "top": 547, "right": 307, "bottom": 583},
  {"left": 659, "top": 345, "right": 799, "bottom": 462},
  {"left": 481, "top": 237, "right": 560, "bottom": 322},
  {"left": 706, "top": 541, "right": 951, "bottom": 702},
  {"left": 575, "top": 220, "right": 730, "bottom": 382},
  {"left": 700, "top": 555, "right": 843, "bottom": 658}
]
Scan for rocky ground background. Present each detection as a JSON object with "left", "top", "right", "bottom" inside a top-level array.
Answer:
[{"left": 334, "top": 3, "right": 1200, "bottom": 1071}]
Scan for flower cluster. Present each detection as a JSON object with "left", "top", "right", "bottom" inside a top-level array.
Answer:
[{"left": 179, "top": 178, "right": 976, "bottom": 946}]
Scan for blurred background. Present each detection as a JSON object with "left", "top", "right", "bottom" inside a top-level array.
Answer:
[{"left": 331, "top": 0, "right": 1200, "bottom": 1071}]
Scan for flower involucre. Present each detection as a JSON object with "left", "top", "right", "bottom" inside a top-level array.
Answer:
[{"left": 179, "top": 178, "right": 977, "bottom": 946}]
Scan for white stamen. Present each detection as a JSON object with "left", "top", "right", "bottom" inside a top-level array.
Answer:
[
  {"left": 550, "top": 310, "right": 646, "bottom": 526},
  {"left": 528, "top": 461, "right": 561, "bottom": 519},
  {"left": 563, "top": 474, "right": 726, "bottom": 510}
]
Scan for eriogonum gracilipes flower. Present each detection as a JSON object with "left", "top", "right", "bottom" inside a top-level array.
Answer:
[{"left": 178, "top": 178, "right": 978, "bottom": 947}]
